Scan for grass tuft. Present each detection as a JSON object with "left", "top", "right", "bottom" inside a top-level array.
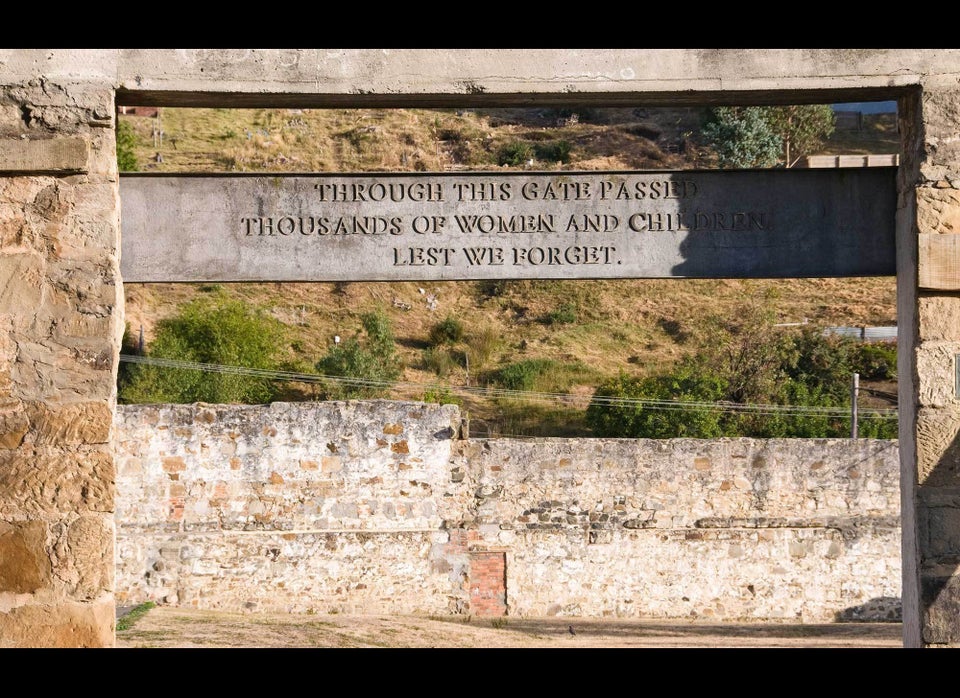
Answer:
[{"left": 116, "top": 601, "right": 157, "bottom": 632}]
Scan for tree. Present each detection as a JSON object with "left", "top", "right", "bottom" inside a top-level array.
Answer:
[
  {"left": 701, "top": 106, "right": 782, "bottom": 168},
  {"left": 116, "top": 119, "right": 139, "bottom": 171},
  {"left": 118, "top": 295, "right": 287, "bottom": 404},
  {"left": 316, "top": 309, "right": 402, "bottom": 399},
  {"left": 764, "top": 104, "right": 836, "bottom": 167},
  {"left": 701, "top": 104, "right": 836, "bottom": 168}
]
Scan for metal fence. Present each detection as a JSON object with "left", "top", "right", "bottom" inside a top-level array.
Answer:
[{"left": 823, "top": 326, "right": 897, "bottom": 342}]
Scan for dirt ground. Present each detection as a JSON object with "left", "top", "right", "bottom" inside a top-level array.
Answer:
[{"left": 115, "top": 606, "right": 904, "bottom": 649}]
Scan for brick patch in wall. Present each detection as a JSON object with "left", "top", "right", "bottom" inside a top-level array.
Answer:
[{"left": 470, "top": 550, "right": 507, "bottom": 617}]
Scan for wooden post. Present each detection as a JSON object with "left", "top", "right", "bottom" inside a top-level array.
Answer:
[{"left": 851, "top": 372, "right": 859, "bottom": 438}]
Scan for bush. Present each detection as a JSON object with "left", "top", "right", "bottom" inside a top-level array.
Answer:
[
  {"left": 116, "top": 119, "right": 139, "bottom": 171},
  {"left": 495, "top": 359, "right": 556, "bottom": 391},
  {"left": 493, "top": 358, "right": 594, "bottom": 393},
  {"left": 118, "top": 296, "right": 287, "bottom": 404},
  {"left": 853, "top": 342, "right": 897, "bottom": 380},
  {"left": 586, "top": 369, "right": 727, "bottom": 439},
  {"left": 534, "top": 140, "right": 572, "bottom": 163},
  {"left": 782, "top": 329, "right": 856, "bottom": 404},
  {"left": 465, "top": 326, "right": 500, "bottom": 374},
  {"left": 497, "top": 141, "right": 534, "bottom": 166},
  {"left": 421, "top": 384, "right": 462, "bottom": 406},
  {"left": 316, "top": 309, "right": 402, "bottom": 399},
  {"left": 429, "top": 315, "right": 465, "bottom": 346},
  {"left": 701, "top": 106, "right": 782, "bottom": 168},
  {"left": 586, "top": 306, "right": 898, "bottom": 439}
]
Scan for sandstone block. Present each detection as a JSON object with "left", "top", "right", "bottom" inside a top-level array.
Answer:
[
  {"left": 85, "top": 128, "right": 120, "bottom": 177},
  {"left": 917, "top": 187, "right": 960, "bottom": 235},
  {"left": 916, "top": 343, "right": 960, "bottom": 407},
  {"left": 58, "top": 515, "right": 113, "bottom": 599},
  {"left": 925, "top": 505, "right": 960, "bottom": 556},
  {"left": 920, "top": 89, "right": 960, "bottom": 169},
  {"left": 919, "top": 294, "right": 960, "bottom": 341},
  {"left": 0, "top": 401, "right": 28, "bottom": 449},
  {"left": 917, "top": 409, "right": 960, "bottom": 485},
  {"left": 0, "top": 136, "right": 87, "bottom": 174},
  {"left": 24, "top": 401, "right": 112, "bottom": 445},
  {"left": 0, "top": 253, "right": 43, "bottom": 314},
  {"left": 11, "top": 342, "right": 117, "bottom": 403},
  {"left": 922, "top": 574, "right": 960, "bottom": 644},
  {"left": 0, "top": 598, "right": 114, "bottom": 648},
  {"left": 0, "top": 105, "right": 24, "bottom": 135},
  {"left": 0, "top": 447, "right": 114, "bottom": 515},
  {"left": 919, "top": 233, "right": 960, "bottom": 290},
  {"left": 0, "top": 520, "right": 50, "bottom": 593}
]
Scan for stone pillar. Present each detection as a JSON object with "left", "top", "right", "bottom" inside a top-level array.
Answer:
[
  {"left": 905, "top": 84, "right": 960, "bottom": 647},
  {"left": 0, "top": 79, "right": 123, "bottom": 646}
]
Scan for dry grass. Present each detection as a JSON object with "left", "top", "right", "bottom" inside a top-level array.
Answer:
[
  {"left": 115, "top": 605, "right": 903, "bottom": 649},
  {"left": 118, "top": 105, "right": 901, "bottom": 434}
]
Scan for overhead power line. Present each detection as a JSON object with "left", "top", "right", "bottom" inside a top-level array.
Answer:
[{"left": 118, "top": 354, "right": 898, "bottom": 420}]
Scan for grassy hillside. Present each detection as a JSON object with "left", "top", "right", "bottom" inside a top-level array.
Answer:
[{"left": 117, "top": 105, "right": 901, "bottom": 437}]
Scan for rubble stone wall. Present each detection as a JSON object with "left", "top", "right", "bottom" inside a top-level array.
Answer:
[{"left": 115, "top": 402, "right": 901, "bottom": 622}]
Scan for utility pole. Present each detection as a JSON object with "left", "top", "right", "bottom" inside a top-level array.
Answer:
[{"left": 851, "top": 372, "right": 859, "bottom": 439}]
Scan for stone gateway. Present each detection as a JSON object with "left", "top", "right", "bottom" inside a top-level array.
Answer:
[{"left": 2, "top": 48, "right": 960, "bottom": 648}]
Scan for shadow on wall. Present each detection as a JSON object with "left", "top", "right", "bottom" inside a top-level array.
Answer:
[
  {"left": 835, "top": 596, "right": 902, "bottom": 622},
  {"left": 669, "top": 169, "right": 897, "bottom": 280},
  {"left": 918, "top": 424, "right": 960, "bottom": 643}
]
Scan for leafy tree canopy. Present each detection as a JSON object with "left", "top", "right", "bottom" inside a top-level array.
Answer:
[
  {"left": 118, "top": 295, "right": 287, "bottom": 404},
  {"left": 316, "top": 309, "right": 403, "bottom": 399},
  {"left": 701, "top": 104, "right": 836, "bottom": 168}
]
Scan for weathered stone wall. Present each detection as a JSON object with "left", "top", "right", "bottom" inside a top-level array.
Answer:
[
  {"left": 114, "top": 402, "right": 901, "bottom": 623},
  {"left": 0, "top": 74, "right": 123, "bottom": 647},
  {"left": 909, "top": 85, "right": 960, "bottom": 646}
]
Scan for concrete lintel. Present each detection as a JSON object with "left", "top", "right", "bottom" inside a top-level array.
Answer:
[
  {"left": 110, "top": 49, "right": 939, "bottom": 108},
  {"left": 0, "top": 49, "right": 119, "bottom": 86}
]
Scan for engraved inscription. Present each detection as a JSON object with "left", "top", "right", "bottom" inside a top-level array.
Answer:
[
  {"left": 119, "top": 168, "right": 898, "bottom": 282},
  {"left": 237, "top": 175, "right": 765, "bottom": 270}
]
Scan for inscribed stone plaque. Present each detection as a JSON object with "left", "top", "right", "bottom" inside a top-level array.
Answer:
[{"left": 119, "top": 169, "right": 897, "bottom": 282}]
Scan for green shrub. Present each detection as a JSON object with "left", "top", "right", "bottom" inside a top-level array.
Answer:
[
  {"left": 316, "top": 309, "right": 402, "bottom": 399},
  {"left": 118, "top": 296, "right": 287, "bottom": 404},
  {"left": 701, "top": 106, "right": 782, "bottom": 168},
  {"left": 586, "top": 369, "right": 727, "bottom": 439},
  {"left": 465, "top": 326, "right": 500, "bottom": 374},
  {"left": 497, "top": 141, "right": 534, "bottom": 166},
  {"left": 429, "top": 315, "right": 465, "bottom": 346},
  {"left": 421, "top": 384, "right": 462, "bottom": 406},
  {"left": 857, "top": 412, "right": 899, "bottom": 439},
  {"left": 586, "top": 308, "right": 898, "bottom": 439},
  {"left": 494, "top": 358, "right": 594, "bottom": 393},
  {"left": 853, "top": 342, "right": 897, "bottom": 380},
  {"left": 116, "top": 119, "right": 139, "bottom": 171},
  {"left": 495, "top": 359, "right": 556, "bottom": 391},
  {"left": 534, "top": 140, "right": 572, "bottom": 163}
]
